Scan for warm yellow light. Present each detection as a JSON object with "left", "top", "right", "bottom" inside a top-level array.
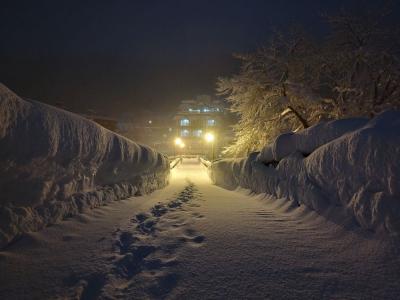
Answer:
[
  {"left": 174, "top": 137, "right": 182, "bottom": 145},
  {"left": 204, "top": 132, "right": 215, "bottom": 143},
  {"left": 179, "top": 143, "right": 185, "bottom": 148}
]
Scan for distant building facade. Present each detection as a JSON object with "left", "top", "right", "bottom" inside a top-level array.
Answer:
[
  {"left": 77, "top": 95, "right": 234, "bottom": 158},
  {"left": 173, "top": 95, "right": 233, "bottom": 157}
]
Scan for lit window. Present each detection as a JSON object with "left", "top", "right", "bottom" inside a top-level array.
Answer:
[
  {"left": 180, "top": 118, "right": 190, "bottom": 126},
  {"left": 181, "top": 129, "right": 190, "bottom": 137},
  {"left": 207, "top": 119, "right": 216, "bottom": 126},
  {"left": 193, "top": 129, "right": 203, "bottom": 137}
]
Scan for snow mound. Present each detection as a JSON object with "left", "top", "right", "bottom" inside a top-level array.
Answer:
[
  {"left": 257, "top": 117, "right": 368, "bottom": 163},
  {"left": 211, "top": 110, "right": 400, "bottom": 236},
  {"left": 0, "top": 84, "right": 169, "bottom": 248}
]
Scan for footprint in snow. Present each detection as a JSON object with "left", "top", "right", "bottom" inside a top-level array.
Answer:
[{"left": 79, "top": 182, "right": 205, "bottom": 299}]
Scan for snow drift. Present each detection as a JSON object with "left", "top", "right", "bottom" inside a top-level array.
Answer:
[
  {"left": 210, "top": 111, "right": 400, "bottom": 236},
  {"left": 0, "top": 84, "right": 169, "bottom": 248}
]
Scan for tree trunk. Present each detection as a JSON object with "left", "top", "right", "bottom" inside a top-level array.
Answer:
[{"left": 286, "top": 106, "right": 309, "bottom": 128}]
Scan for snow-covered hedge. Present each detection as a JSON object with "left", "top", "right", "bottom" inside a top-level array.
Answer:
[
  {"left": 0, "top": 84, "right": 170, "bottom": 248},
  {"left": 210, "top": 111, "right": 400, "bottom": 236}
]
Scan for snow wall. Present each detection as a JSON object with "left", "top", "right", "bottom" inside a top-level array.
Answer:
[
  {"left": 210, "top": 111, "right": 400, "bottom": 236},
  {"left": 0, "top": 84, "right": 170, "bottom": 248}
]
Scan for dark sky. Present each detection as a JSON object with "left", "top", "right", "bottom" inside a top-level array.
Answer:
[{"left": 0, "top": 0, "right": 397, "bottom": 117}]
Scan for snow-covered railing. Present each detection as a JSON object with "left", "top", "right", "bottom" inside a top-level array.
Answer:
[
  {"left": 181, "top": 154, "right": 199, "bottom": 159},
  {"left": 200, "top": 157, "right": 211, "bottom": 168},
  {"left": 0, "top": 84, "right": 170, "bottom": 249},
  {"left": 170, "top": 157, "right": 182, "bottom": 169},
  {"left": 209, "top": 110, "right": 400, "bottom": 237}
]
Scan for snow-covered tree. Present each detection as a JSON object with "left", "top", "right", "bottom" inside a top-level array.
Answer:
[
  {"left": 319, "top": 9, "right": 400, "bottom": 117},
  {"left": 219, "top": 7, "right": 400, "bottom": 157},
  {"left": 218, "top": 31, "right": 333, "bottom": 156}
]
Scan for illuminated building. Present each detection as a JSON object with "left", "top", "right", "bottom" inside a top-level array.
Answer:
[{"left": 173, "top": 95, "right": 232, "bottom": 157}]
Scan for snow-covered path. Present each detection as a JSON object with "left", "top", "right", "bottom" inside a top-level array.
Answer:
[{"left": 1, "top": 159, "right": 399, "bottom": 299}]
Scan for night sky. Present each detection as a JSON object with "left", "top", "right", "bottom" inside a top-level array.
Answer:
[{"left": 1, "top": 0, "right": 398, "bottom": 117}]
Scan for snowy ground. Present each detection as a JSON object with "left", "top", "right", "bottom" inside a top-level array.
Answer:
[{"left": 1, "top": 159, "right": 399, "bottom": 299}]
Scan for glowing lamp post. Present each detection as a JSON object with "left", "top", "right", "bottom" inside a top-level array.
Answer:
[
  {"left": 204, "top": 132, "right": 215, "bottom": 161},
  {"left": 174, "top": 137, "right": 182, "bottom": 146},
  {"left": 174, "top": 138, "right": 185, "bottom": 157},
  {"left": 179, "top": 141, "right": 185, "bottom": 157}
]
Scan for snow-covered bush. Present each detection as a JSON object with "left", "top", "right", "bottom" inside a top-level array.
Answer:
[
  {"left": 210, "top": 111, "right": 400, "bottom": 236},
  {"left": 0, "top": 84, "right": 170, "bottom": 248}
]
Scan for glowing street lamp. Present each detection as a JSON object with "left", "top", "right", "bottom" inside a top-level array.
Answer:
[
  {"left": 174, "top": 137, "right": 183, "bottom": 146},
  {"left": 204, "top": 132, "right": 215, "bottom": 161},
  {"left": 204, "top": 132, "right": 214, "bottom": 143}
]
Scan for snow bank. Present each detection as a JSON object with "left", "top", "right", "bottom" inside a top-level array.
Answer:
[
  {"left": 257, "top": 117, "right": 368, "bottom": 163},
  {"left": 0, "top": 84, "right": 169, "bottom": 248},
  {"left": 211, "top": 111, "right": 400, "bottom": 236}
]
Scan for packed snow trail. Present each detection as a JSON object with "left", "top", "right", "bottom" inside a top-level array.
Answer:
[{"left": 0, "top": 159, "right": 399, "bottom": 299}]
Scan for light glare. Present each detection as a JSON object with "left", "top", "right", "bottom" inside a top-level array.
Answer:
[
  {"left": 205, "top": 132, "right": 215, "bottom": 142},
  {"left": 174, "top": 137, "right": 182, "bottom": 145}
]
